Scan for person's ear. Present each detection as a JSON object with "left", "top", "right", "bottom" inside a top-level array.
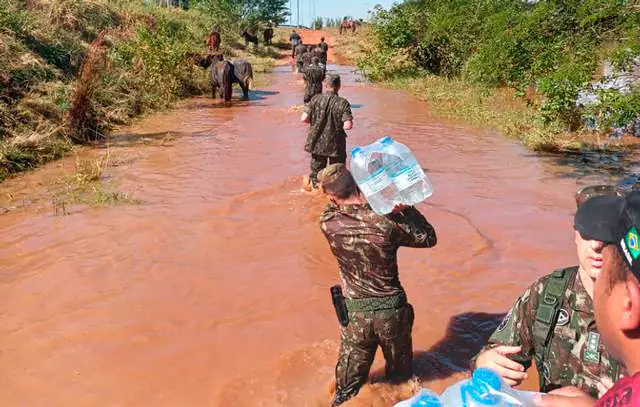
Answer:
[{"left": 621, "top": 278, "right": 640, "bottom": 331}]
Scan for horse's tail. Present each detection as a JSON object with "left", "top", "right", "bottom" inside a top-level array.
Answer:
[
  {"left": 246, "top": 63, "right": 254, "bottom": 90},
  {"left": 222, "top": 62, "right": 233, "bottom": 102}
]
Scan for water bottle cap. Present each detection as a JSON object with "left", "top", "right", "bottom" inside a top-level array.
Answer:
[
  {"left": 465, "top": 368, "right": 502, "bottom": 405},
  {"left": 351, "top": 146, "right": 363, "bottom": 157},
  {"left": 380, "top": 136, "right": 393, "bottom": 145},
  {"left": 410, "top": 389, "right": 442, "bottom": 407}
]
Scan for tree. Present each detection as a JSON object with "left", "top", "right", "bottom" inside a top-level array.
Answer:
[{"left": 241, "top": 0, "right": 289, "bottom": 27}]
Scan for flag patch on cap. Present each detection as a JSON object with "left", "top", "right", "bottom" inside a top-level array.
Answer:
[
  {"left": 627, "top": 227, "right": 640, "bottom": 259},
  {"left": 621, "top": 226, "right": 640, "bottom": 268}
]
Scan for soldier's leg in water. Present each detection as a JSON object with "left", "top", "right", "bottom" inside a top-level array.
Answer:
[
  {"left": 309, "top": 154, "right": 328, "bottom": 187},
  {"left": 376, "top": 305, "right": 415, "bottom": 382},
  {"left": 333, "top": 312, "right": 377, "bottom": 406}
]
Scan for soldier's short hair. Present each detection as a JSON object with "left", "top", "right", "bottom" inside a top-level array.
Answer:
[
  {"left": 311, "top": 56, "right": 320, "bottom": 65},
  {"left": 327, "top": 74, "right": 341, "bottom": 89},
  {"left": 318, "top": 163, "right": 358, "bottom": 199},
  {"left": 607, "top": 247, "right": 633, "bottom": 290}
]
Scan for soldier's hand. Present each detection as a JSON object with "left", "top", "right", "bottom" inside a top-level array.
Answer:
[
  {"left": 532, "top": 387, "right": 596, "bottom": 407},
  {"left": 475, "top": 346, "right": 527, "bottom": 386},
  {"left": 392, "top": 203, "right": 410, "bottom": 214}
]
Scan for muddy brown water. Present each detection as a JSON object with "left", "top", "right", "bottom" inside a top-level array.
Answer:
[{"left": 1, "top": 59, "right": 638, "bottom": 406}]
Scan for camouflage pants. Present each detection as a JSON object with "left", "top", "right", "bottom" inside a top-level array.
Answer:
[
  {"left": 333, "top": 305, "right": 415, "bottom": 406},
  {"left": 310, "top": 153, "right": 346, "bottom": 186}
]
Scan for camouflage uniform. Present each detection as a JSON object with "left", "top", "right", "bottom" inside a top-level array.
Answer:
[
  {"left": 301, "top": 51, "right": 313, "bottom": 73},
  {"left": 319, "top": 41, "right": 329, "bottom": 63},
  {"left": 304, "top": 91, "right": 353, "bottom": 185},
  {"left": 294, "top": 43, "right": 307, "bottom": 72},
  {"left": 303, "top": 64, "right": 325, "bottom": 103},
  {"left": 472, "top": 266, "right": 626, "bottom": 397},
  {"left": 320, "top": 202, "right": 437, "bottom": 406},
  {"left": 313, "top": 45, "right": 328, "bottom": 67}
]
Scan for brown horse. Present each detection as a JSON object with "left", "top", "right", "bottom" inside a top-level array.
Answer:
[{"left": 339, "top": 19, "right": 359, "bottom": 35}]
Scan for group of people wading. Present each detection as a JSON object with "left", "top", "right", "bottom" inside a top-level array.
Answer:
[{"left": 291, "top": 33, "right": 640, "bottom": 407}]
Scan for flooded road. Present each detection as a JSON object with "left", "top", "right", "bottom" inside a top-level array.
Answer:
[{"left": 1, "top": 34, "right": 638, "bottom": 406}]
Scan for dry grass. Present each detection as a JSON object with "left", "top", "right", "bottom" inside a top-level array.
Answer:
[{"left": 50, "top": 151, "right": 140, "bottom": 215}]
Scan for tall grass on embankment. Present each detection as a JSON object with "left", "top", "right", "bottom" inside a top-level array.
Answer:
[
  {"left": 336, "top": 2, "right": 640, "bottom": 153},
  {"left": 0, "top": 0, "right": 277, "bottom": 183}
]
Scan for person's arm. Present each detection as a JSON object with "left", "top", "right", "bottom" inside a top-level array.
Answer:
[
  {"left": 471, "top": 280, "right": 542, "bottom": 386},
  {"left": 341, "top": 99, "right": 353, "bottom": 131},
  {"left": 387, "top": 206, "right": 436, "bottom": 248},
  {"left": 301, "top": 102, "right": 311, "bottom": 124}
]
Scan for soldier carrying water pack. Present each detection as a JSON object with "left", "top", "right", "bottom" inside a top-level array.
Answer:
[
  {"left": 316, "top": 163, "right": 437, "bottom": 406},
  {"left": 472, "top": 186, "right": 629, "bottom": 398}
]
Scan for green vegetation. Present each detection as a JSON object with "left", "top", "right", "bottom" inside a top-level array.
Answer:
[
  {"left": 357, "top": 0, "right": 640, "bottom": 151},
  {"left": 0, "top": 0, "right": 283, "bottom": 183}
]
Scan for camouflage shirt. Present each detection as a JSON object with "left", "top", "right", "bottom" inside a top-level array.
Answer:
[
  {"left": 319, "top": 42, "right": 329, "bottom": 53},
  {"left": 474, "top": 267, "right": 626, "bottom": 397},
  {"left": 304, "top": 91, "right": 353, "bottom": 157},
  {"left": 304, "top": 65, "right": 325, "bottom": 97},
  {"left": 295, "top": 44, "right": 307, "bottom": 61},
  {"left": 320, "top": 203, "right": 437, "bottom": 299}
]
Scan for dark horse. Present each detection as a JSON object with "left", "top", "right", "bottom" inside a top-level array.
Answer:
[
  {"left": 241, "top": 30, "right": 259, "bottom": 47},
  {"left": 195, "top": 54, "right": 253, "bottom": 102},
  {"left": 263, "top": 27, "right": 274, "bottom": 45}
]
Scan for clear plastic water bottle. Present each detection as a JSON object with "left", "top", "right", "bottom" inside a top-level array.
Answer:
[
  {"left": 440, "top": 368, "right": 540, "bottom": 407},
  {"left": 393, "top": 389, "right": 442, "bottom": 407},
  {"left": 350, "top": 146, "right": 398, "bottom": 215},
  {"left": 378, "top": 136, "right": 433, "bottom": 206}
]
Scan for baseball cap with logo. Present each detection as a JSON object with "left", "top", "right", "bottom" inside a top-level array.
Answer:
[{"left": 575, "top": 191, "right": 640, "bottom": 279}]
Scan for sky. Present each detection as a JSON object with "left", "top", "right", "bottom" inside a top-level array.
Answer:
[{"left": 285, "top": 0, "right": 399, "bottom": 27}]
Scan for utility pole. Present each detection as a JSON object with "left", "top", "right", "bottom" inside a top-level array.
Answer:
[
  {"left": 297, "top": 0, "right": 300, "bottom": 27},
  {"left": 289, "top": 0, "right": 292, "bottom": 25}
]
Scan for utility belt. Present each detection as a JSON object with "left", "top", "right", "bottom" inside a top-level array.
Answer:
[{"left": 330, "top": 285, "right": 407, "bottom": 327}]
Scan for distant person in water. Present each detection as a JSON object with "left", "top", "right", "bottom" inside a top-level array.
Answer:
[
  {"left": 301, "top": 74, "right": 353, "bottom": 189},
  {"left": 289, "top": 29, "right": 301, "bottom": 58},
  {"left": 303, "top": 57, "right": 325, "bottom": 104},
  {"left": 294, "top": 42, "right": 307, "bottom": 73}
]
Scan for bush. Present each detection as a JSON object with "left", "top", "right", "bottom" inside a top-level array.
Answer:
[{"left": 361, "top": 0, "right": 640, "bottom": 131}]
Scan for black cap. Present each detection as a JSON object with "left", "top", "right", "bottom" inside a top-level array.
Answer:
[{"left": 575, "top": 191, "right": 640, "bottom": 279}]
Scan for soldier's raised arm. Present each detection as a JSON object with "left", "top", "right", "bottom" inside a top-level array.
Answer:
[{"left": 387, "top": 206, "right": 437, "bottom": 248}]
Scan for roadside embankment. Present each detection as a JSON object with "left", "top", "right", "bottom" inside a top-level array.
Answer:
[{"left": 0, "top": 0, "right": 281, "bottom": 182}]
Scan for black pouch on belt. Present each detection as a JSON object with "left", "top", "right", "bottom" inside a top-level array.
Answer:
[{"left": 330, "top": 285, "right": 349, "bottom": 327}]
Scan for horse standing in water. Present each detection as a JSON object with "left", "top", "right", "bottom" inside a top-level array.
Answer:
[{"left": 195, "top": 54, "right": 253, "bottom": 102}]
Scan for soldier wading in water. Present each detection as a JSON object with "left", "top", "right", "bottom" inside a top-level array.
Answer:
[
  {"left": 316, "top": 163, "right": 437, "bottom": 406},
  {"left": 472, "top": 186, "right": 628, "bottom": 398},
  {"left": 301, "top": 74, "right": 353, "bottom": 190},
  {"left": 303, "top": 57, "right": 325, "bottom": 104}
]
